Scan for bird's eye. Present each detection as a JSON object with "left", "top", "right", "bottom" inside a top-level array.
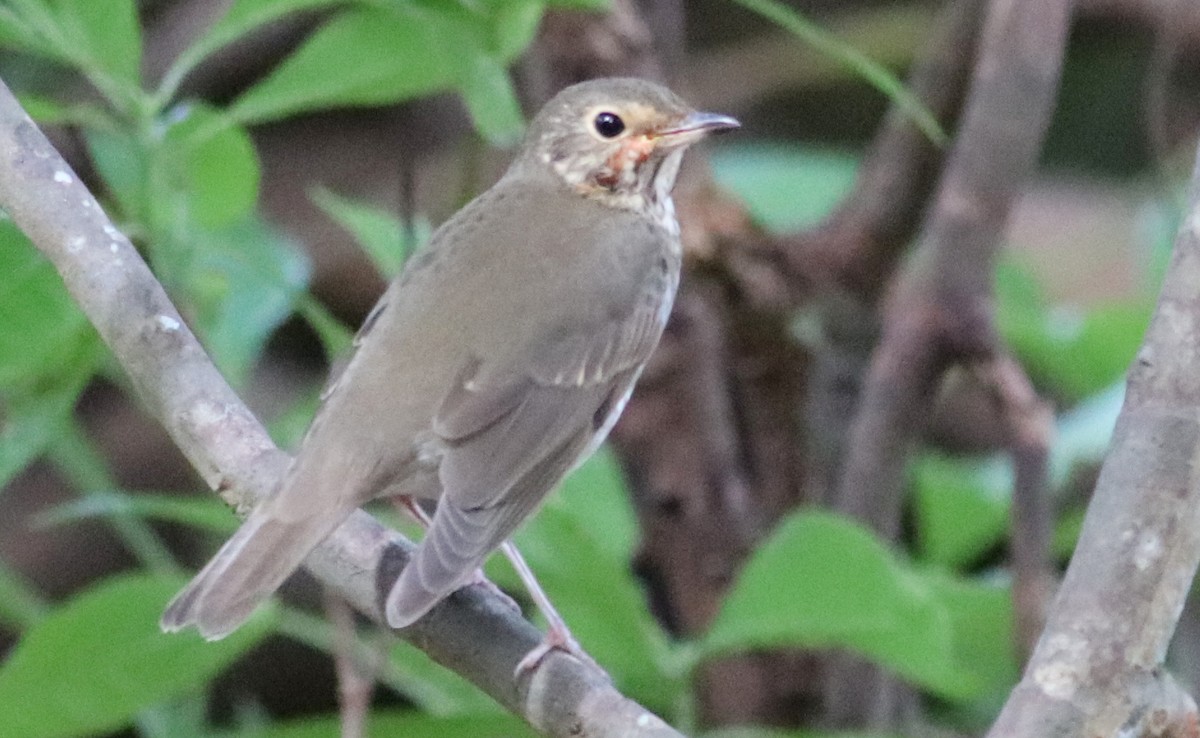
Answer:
[{"left": 593, "top": 111, "right": 625, "bottom": 138}]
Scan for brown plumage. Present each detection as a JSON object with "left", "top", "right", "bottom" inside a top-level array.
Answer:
[{"left": 161, "top": 78, "right": 737, "bottom": 656}]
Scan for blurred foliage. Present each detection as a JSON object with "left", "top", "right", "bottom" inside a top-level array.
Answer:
[
  {"left": 310, "top": 186, "right": 431, "bottom": 280},
  {"left": 0, "top": 575, "right": 273, "bottom": 738},
  {"left": 702, "top": 512, "right": 1016, "bottom": 702},
  {"left": 709, "top": 134, "right": 1170, "bottom": 735},
  {"left": 729, "top": 0, "right": 946, "bottom": 146},
  {"left": 0, "top": 1, "right": 1185, "bottom": 737},
  {"left": 710, "top": 143, "right": 858, "bottom": 231}
]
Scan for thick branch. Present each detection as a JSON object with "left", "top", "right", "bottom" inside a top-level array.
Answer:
[
  {"left": 0, "top": 79, "right": 682, "bottom": 738},
  {"left": 986, "top": 146, "right": 1200, "bottom": 738}
]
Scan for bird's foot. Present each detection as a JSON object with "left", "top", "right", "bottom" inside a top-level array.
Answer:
[{"left": 513, "top": 622, "right": 605, "bottom": 678}]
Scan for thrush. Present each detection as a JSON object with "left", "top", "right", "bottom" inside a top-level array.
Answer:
[{"left": 161, "top": 77, "right": 738, "bottom": 668}]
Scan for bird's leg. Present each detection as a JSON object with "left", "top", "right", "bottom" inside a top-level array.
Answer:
[
  {"left": 395, "top": 495, "right": 433, "bottom": 527},
  {"left": 391, "top": 496, "right": 518, "bottom": 606},
  {"left": 501, "top": 540, "right": 603, "bottom": 677}
]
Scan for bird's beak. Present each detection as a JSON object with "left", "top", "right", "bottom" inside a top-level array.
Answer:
[{"left": 655, "top": 111, "right": 740, "bottom": 147}]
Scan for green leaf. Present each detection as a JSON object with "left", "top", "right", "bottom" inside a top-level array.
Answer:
[
  {"left": 132, "top": 695, "right": 210, "bottom": 738},
  {"left": 0, "top": 574, "right": 272, "bottom": 738},
  {"left": 46, "top": 0, "right": 142, "bottom": 89},
  {"left": 702, "top": 511, "right": 983, "bottom": 701},
  {"left": 158, "top": 0, "right": 354, "bottom": 102},
  {"left": 1052, "top": 506, "right": 1086, "bottom": 561},
  {"left": 701, "top": 729, "right": 898, "bottom": 738},
  {"left": 309, "top": 186, "right": 426, "bottom": 278},
  {"left": 35, "top": 490, "right": 238, "bottom": 536},
  {"left": 0, "top": 220, "right": 99, "bottom": 389},
  {"left": 0, "top": 8, "right": 55, "bottom": 58},
  {"left": 1050, "top": 301, "right": 1151, "bottom": 397},
  {"left": 229, "top": 4, "right": 532, "bottom": 144},
  {"left": 1049, "top": 382, "right": 1121, "bottom": 486},
  {"left": 243, "top": 711, "right": 533, "bottom": 738},
  {"left": 544, "top": 0, "right": 609, "bottom": 9},
  {"left": 0, "top": 359, "right": 99, "bottom": 494},
  {"left": 709, "top": 144, "right": 859, "bottom": 232},
  {"left": 730, "top": 0, "right": 946, "bottom": 145},
  {"left": 1002, "top": 300, "right": 1151, "bottom": 402},
  {"left": 916, "top": 382, "right": 1125, "bottom": 570},
  {"left": 229, "top": 7, "right": 453, "bottom": 124},
  {"left": 487, "top": 0, "right": 545, "bottom": 65},
  {"left": 510, "top": 448, "right": 681, "bottom": 707},
  {"left": 84, "top": 127, "right": 149, "bottom": 224},
  {"left": 924, "top": 572, "right": 1017, "bottom": 697},
  {"left": 16, "top": 93, "right": 111, "bottom": 128},
  {"left": 273, "top": 607, "right": 500, "bottom": 715},
  {"left": 266, "top": 383, "right": 323, "bottom": 451},
  {"left": 555, "top": 447, "right": 639, "bottom": 561},
  {"left": 458, "top": 55, "right": 525, "bottom": 147},
  {"left": 296, "top": 294, "right": 354, "bottom": 367},
  {"left": 912, "top": 453, "right": 1010, "bottom": 569},
  {"left": 161, "top": 104, "right": 261, "bottom": 228},
  {"left": 43, "top": 421, "right": 181, "bottom": 577},
  {"left": 183, "top": 215, "right": 310, "bottom": 385},
  {"left": 0, "top": 221, "right": 102, "bottom": 490},
  {"left": 996, "top": 258, "right": 1152, "bottom": 402}
]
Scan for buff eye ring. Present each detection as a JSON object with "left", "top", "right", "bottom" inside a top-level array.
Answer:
[{"left": 593, "top": 111, "right": 625, "bottom": 138}]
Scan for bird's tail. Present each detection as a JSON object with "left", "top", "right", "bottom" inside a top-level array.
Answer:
[
  {"left": 161, "top": 505, "right": 349, "bottom": 640},
  {"left": 386, "top": 432, "right": 589, "bottom": 628},
  {"left": 385, "top": 500, "right": 509, "bottom": 628}
]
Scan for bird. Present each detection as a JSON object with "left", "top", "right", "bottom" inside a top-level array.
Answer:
[{"left": 160, "top": 77, "right": 738, "bottom": 668}]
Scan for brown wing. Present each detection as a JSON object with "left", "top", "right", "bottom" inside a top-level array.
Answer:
[
  {"left": 431, "top": 301, "right": 662, "bottom": 507},
  {"left": 383, "top": 292, "right": 668, "bottom": 627}
]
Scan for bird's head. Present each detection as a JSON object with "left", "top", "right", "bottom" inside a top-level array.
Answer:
[{"left": 515, "top": 78, "right": 739, "bottom": 211}]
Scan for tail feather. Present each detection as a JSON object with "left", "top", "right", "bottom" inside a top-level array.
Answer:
[
  {"left": 161, "top": 507, "right": 349, "bottom": 640},
  {"left": 385, "top": 432, "right": 588, "bottom": 628},
  {"left": 384, "top": 500, "right": 500, "bottom": 627}
]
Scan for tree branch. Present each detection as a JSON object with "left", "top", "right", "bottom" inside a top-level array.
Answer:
[
  {"left": 0, "top": 78, "right": 683, "bottom": 738},
  {"left": 985, "top": 144, "right": 1200, "bottom": 738}
]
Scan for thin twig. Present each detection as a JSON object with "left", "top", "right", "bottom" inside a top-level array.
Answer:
[
  {"left": 972, "top": 355, "right": 1055, "bottom": 662},
  {"left": 0, "top": 78, "right": 684, "bottom": 738},
  {"left": 325, "top": 591, "right": 376, "bottom": 738}
]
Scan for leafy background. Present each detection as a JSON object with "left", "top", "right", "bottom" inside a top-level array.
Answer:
[{"left": 0, "top": 0, "right": 1190, "bottom": 736}]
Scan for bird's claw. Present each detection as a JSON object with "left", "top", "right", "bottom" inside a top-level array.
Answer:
[{"left": 513, "top": 624, "right": 606, "bottom": 679}]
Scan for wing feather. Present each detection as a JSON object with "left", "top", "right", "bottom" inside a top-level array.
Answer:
[
  {"left": 383, "top": 290, "right": 668, "bottom": 627},
  {"left": 433, "top": 287, "right": 667, "bottom": 513}
]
